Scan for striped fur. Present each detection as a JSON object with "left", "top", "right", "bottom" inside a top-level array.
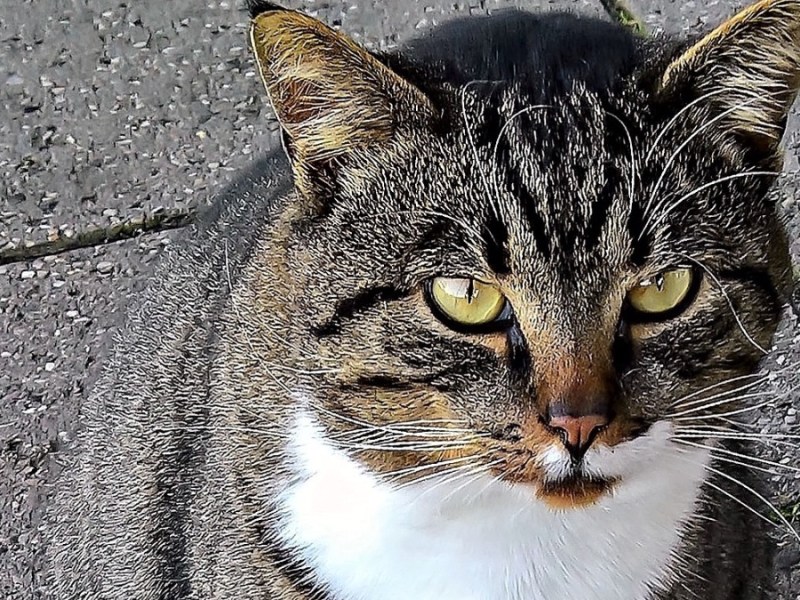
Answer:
[{"left": 47, "top": 2, "right": 797, "bottom": 599}]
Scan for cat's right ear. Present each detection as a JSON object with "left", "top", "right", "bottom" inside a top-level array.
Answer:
[
  {"left": 654, "top": 0, "right": 800, "bottom": 166},
  {"left": 248, "top": 4, "right": 435, "bottom": 197}
]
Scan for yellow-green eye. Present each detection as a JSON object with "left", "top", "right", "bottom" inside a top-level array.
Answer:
[
  {"left": 428, "top": 277, "right": 507, "bottom": 328},
  {"left": 628, "top": 268, "right": 696, "bottom": 317}
]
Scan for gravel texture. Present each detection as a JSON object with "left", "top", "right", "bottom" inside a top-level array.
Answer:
[{"left": 1, "top": 1, "right": 798, "bottom": 598}]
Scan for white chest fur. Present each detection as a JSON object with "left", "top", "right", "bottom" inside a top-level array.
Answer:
[{"left": 277, "top": 413, "right": 709, "bottom": 600}]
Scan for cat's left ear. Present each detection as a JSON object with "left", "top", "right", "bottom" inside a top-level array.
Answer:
[
  {"left": 249, "top": 5, "right": 434, "bottom": 195},
  {"left": 656, "top": 0, "right": 800, "bottom": 163}
]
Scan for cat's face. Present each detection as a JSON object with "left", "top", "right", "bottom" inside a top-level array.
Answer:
[{"left": 249, "top": 2, "right": 795, "bottom": 507}]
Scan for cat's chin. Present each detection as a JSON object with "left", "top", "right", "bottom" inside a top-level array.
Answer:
[{"left": 534, "top": 475, "right": 618, "bottom": 510}]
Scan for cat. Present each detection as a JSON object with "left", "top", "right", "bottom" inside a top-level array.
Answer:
[{"left": 46, "top": 0, "right": 799, "bottom": 599}]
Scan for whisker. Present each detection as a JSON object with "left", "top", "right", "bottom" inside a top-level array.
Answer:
[
  {"left": 645, "top": 87, "right": 730, "bottom": 163},
  {"left": 334, "top": 426, "right": 477, "bottom": 440},
  {"left": 379, "top": 417, "right": 470, "bottom": 427},
  {"left": 673, "top": 402, "right": 774, "bottom": 423},
  {"left": 407, "top": 458, "right": 504, "bottom": 506},
  {"left": 344, "top": 441, "right": 476, "bottom": 453},
  {"left": 394, "top": 457, "right": 489, "bottom": 494},
  {"left": 675, "top": 438, "right": 800, "bottom": 475},
  {"left": 490, "top": 103, "right": 552, "bottom": 201},
  {"left": 667, "top": 374, "right": 769, "bottom": 411},
  {"left": 606, "top": 111, "right": 638, "bottom": 211},
  {"left": 642, "top": 88, "right": 784, "bottom": 228},
  {"left": 376, "top": 424, "right": 477, "bottom": 435},
  {"left": 391, "top": 465, "right": 467, "bottom": 492},
  {"left": 468, "top": 468, "right": 509, "bottom": 505},
  {"left": 666, "top": 389, "right": 778, "bottom": 419},
  {"left": 673, "top": 450, "right": 800, "bottom": 542},
  {"left": 382, "top": 454, "right": 481, "bottom": 482},
  {"left": 673, "top": 428, "right": 800, "bottom": 442},
  {"left": 309, "top": 402, "right": 465, "bottom": 442},
  {"left": 646, "top": 170, "right": 779, "bottom": 237},
  {"left": 461, "top": 81, "right": 496, "bottom": 207},
  {"left": 491, "top": 104, "right": 551, "bottom": 166},
  {"left": 690, "top": 459, "right": 795, "bottom": 534},
  {"left": 716, "top": 416, "right": 762, "bottom": 430},
  {"left": 674, "top": 430, "right": 800, "bottom": 452},
  {"left": 670, "top": 252, "right": 770, "bottom": 354},
  {"left": 439, "top": 461, "right": 504, "bottom": 505},
  {"left": 666, "top": 383, "right": 775, "bottom": 417},
  {"left": 486, "top": 102, "right": 554, "bottom": 228},
  {"left": 673, "top": 383, "right": 800, "bottom": 423},
  {"left": 703, "top": 461, "right": 800, "bottom": 541}
]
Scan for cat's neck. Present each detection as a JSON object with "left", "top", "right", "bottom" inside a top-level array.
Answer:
[{"left": 276, "top": 408, "right": 710, "bottom": 600}]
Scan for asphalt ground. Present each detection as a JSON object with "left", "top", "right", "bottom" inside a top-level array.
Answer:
[{"left": 1, "top": 1, "right": 798, "bottom": 598}]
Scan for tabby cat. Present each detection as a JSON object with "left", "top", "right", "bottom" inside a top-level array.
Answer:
[{"left": 47, "top": 1, "right": 799, "bottom": 599}]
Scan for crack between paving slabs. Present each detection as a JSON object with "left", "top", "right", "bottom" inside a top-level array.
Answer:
[{"left": 0, "top": 208, "right": 197, "bottom": 265}]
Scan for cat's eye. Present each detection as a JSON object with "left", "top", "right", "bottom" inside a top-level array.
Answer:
[
  {"left": 627, "top": 268, "right": 697, "bottom": 320},
  {"left": 427, "top": 277, "right": 508, "bottom": 329}
]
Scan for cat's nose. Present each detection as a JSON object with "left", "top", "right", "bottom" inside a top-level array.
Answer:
[{"left": 545, "top": 402, "right": 610, "bottom": 460}]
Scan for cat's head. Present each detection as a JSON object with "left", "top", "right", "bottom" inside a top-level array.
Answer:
[{"left": 247, "top": 0, "right": 796, "bottom": 508}]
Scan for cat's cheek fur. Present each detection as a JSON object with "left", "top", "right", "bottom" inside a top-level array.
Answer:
[{"left": 277, "top": 408, "right": 711, "bottom": 600}]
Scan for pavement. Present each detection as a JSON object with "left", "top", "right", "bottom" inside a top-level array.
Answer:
[{"left": 0, "top": 0, "right": 798, "bottom": 598}]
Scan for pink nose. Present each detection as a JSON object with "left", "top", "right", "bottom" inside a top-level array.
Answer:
[{"left": 547, "top": 414, "right": 609, "bottom": 459}]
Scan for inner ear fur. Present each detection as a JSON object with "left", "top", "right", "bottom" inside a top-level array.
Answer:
[{"left": 249, "top": 7, "right": 434, "bottom": 170}]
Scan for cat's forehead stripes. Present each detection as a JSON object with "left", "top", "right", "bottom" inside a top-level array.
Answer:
[
  {"left": 463, "top": 84, "right": 640, "bottom": 274},
  {"left": 481, "top": 212, "right": 511, "bottom": 275}
]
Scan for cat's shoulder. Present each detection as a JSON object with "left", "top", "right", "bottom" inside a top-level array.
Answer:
[{"left": 179, "top": 149, "right": 292, "bottom": 283}]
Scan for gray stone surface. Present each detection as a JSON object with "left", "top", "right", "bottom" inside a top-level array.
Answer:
[{"left": 0, "top": 0, "right": 797, "bottom": 598}]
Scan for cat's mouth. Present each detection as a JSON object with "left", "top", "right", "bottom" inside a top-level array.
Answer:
[
  {"left": 489, "top": 447, "right": 619, "bottom": 509},
  {"left": 482, "top": 414, "right": 649, "bottom": 508},
  {"left": 535, "top": 474, "right": 617, "bottom": 510}
]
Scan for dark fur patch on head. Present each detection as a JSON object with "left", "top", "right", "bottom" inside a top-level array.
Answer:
[{"left": 402, "top": 10, "right": 642, "bottom": 98}]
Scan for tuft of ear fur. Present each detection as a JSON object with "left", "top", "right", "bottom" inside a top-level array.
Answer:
[
  {"left": 658, "top": 0, "right": 800, "bottom": 159},
  {"left": 249, "top": 8, "right": 433, "bottom": 191},
  {"left": 246, "top": 1, "right": 284, "bottom": 18}
]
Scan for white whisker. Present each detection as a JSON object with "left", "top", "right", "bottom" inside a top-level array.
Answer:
[
  {"left": 667, "top": 374, "right": 768, "bottom": 411},
  {"left": 667, "top": 390, "right": 778, "bottom": 420},
  {"left": 673, "top": 450, "right": 799, "bottom": 542},
  {"left": 382, "top": 454, "right": 481, "bottom": 482},
  {"left": 645, "top": 88, "right": 731, "bottom": 163},
  {"left": 679, "top": 452, "right": 796, "bottom": 536},
  {"left": 672, "top": 398, "right": 777, "bottom": 422},
  {"left": 439, "top": 461, "right": 504, "bottom": 505},
  {"left": 703, "top": 461, "right": 800, "bottom": 542},
  {"left": 606, "top": 111, "right": 638, "bottom": 211},
  {"left": 675, "top": 438, "right": 800, "bottom": 475},
  {"left": 674, "top": 428, "right": 800, "bottom": 441},
  {"left": 666, "top": 381, "right": 772, "bottom": 416},
  {"left": 646, "top": 170, "right": 779, "bottom": 236},
  {"left": 671, "top": 252, "right": 769, "bottom": 354},
  {"left": 346, "top": 441, "right": 476, "bottom": 453},
  {"left": 642, "top": 88, "right": 783, "bottom": 228},
  {"left": 673, "top": 380, "right": 800, "bottom": 423}
]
